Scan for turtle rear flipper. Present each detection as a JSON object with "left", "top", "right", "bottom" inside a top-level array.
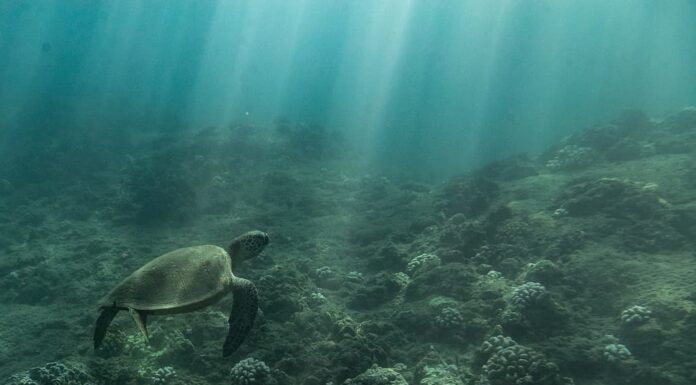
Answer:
[
  {"left": 129, "top": 308, "right": 149, "bottom": 343},
  {"left": 94, "top": 306, "right": 119, "bottom": 349},
  {"left": 223, "top": 278, "right": 258, "bottom": 356}
]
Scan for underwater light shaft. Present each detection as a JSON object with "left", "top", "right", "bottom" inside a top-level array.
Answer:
[{"left": 1, "top": 1, "right": 696, "bottom": 178}]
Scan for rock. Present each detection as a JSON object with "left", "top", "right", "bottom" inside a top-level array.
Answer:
[{"left": 343, "top": 365, "right": 408, "bottom": 385}]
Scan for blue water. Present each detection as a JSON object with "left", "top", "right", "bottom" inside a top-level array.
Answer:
[
  {"left": 2, "top": 1, "right": 696, "bottom": 178},
  {"left": 3, "top": 2, "right": 696, "bottom": 384}
]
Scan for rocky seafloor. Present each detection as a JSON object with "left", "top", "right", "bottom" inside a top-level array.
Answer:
[{"left": 1, "top": 109, "right": 696, "bottom": 385}]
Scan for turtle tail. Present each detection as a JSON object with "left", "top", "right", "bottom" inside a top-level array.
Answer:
[
  {"left": 94, "top": 306, "right": 119, "bottom": 350},
  {"left": 223, "top": 278, "right": 258, "bottom": 357}
]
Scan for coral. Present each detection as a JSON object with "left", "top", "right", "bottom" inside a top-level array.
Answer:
[
  {"left": 493, "top": 218, "right": 540, "bottom": 249},
  {"left": 315, "top": 266, "right": 335, "bottom": 280},
  {"left": 367, "top": 243, "right": 408, "bottom": 272},
  {"left": 306, "top": 292, "right": 328, "bottom": 307},
  {"left": 346, "top": 271, "right": 365, "bottom": 282},
  {"left": 158, "top": 329, "right": 196, "bottom": 365},
  {"left": 510, "top": 282, "right": 547, "bottom": 311},
  {"left": 8, "top": 362, "right": 95, "bottom": 385},
  {"left": 95, "top": 329, "right": 128, "bottom": 358},
  {"left": 522, "top": 260, "right": 563, "bottom": 286},
  {"left": 257, "top": 266, "right": 308, "bottom": 320},
  {"left": 229, "top": 358, "right": 272, "bottom": 385},
  {"left": 419, "top": 364, "right": 465, "bottom": 385},
  {"left": 502, "top": 282, "right": 567, "bottom": 338},
  {"left": 603, "top": 343, "right": 632, "bottom": 363},
  {"left": 437, "top": 176, "right": 499, "bottom": 217},
  {"left": 343, "top": 364, "right": 408, "bottom": 385},
  {"left": 557, "top": 178, "right": 663, "bottom": 220},
  {"left": 312, "top": 266, "right": 340, "bottom": 289},
  {"left": 474, "top": 334, "right": 520, "bottom": 369},
  {"left": 438, "top": 220, "right": 487, "bottom": 255},
  {"left": 124, "top": 331, "right": 151, "bottom": 355},
  {"left": 472, "top": 243, "right": 530, "bottom": 274},
  {"left": 546, "top": 145, "right": 597, "bottom": 171},
  {"left": 392, "top": 272, "right": 409, "bottom": 288},
  {"left": 482, "top": 345, "right": 571, "bottom": 385},
  {"left": 433, "top": 307, "right": 465, "bottom": 330},
  {"left": 552, "top": 208, "right": 568, "bottom": 217},
  {"left": 151, "top": 366, "right": 177, "bottom": 384},
  {"left": 405, "top": 263, "right": 477, "bottom": 301},
  {"left": 406, "top": 253, "right": 441, "bottom": 277},
  {"left": 348, "top": 273, "right": 402, "bottom": 309},
  {"left": 426, "top": 298, "right": 488, "bottom": 343},
  {"left": 480, "top": 335, "right": 518, "bottom": 356},
  {"left": 485, "top": 270, "right": 502, "bottom": 279},
  {"left": 620, "top": 305, "right": 652, "bottom": 326},
  {"left": 332, "top": 316, "right": 363, "bottom": 339},
  {"left": 331, "top": 334, "right": 389, "bottom": 382}
]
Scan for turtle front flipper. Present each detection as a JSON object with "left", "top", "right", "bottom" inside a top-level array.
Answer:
[
  {"left": 94, "top": 306, "right": 119, "bottom": 350},
  {"left": 223, "top": 278, "right": 258, "bottom": 356}
]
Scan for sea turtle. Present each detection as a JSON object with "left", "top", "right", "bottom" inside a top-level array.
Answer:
[{"left": 93, "top": 230, "right": 269, "bottom": 356}]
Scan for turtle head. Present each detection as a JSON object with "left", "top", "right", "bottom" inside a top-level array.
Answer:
[{"left": 229, "top": 230, "right": 269, "bottom": 265}]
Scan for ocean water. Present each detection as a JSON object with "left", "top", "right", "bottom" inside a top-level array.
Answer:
[
  {"left": 1, "top": 1, "right": 696, "bottom": 385},
  {"left": 3, "top": 1, "right": 696, "bottom": 179}
]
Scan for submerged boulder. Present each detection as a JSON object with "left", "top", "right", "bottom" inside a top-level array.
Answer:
[
  {"left": 556, "top": 178, "right": 664, "bottom": 219},
  {"left": 405, "top": 263, "right": 477, "bottom": 301},
  {"left": 437, "top": 176, "right": 499, "bottom": 217}
]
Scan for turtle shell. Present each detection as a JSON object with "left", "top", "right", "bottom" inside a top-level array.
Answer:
[{"left": 100, "top": 245, "right": 234, "bottom": 312}]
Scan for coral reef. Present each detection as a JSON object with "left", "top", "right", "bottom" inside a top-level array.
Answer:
[
  {"left": 603, "top": 343, "right": 632, "bottom": 363},
  {"left": 546, "top": 145, "right": 597, "bottom": 171},
  {"left": 481, "top": 344, "right": 571, "bottom": 385},
  {"left": 556, "top": 177, "right": 663, "bottom": 219},
  {"left": 257, "top": 266, "right": 309, "bottom": 320},
  {"left": 522, "top": 260, "right": 563, "bottom": 286},
  {"left": 406, "top": 253, "right": 441, "bottom": 277},
  {"left": 313, "top": 266, "right": 340, "bottom": 289},
  {"left": 478, "top": 335, "right": 518, "bottom": 358},
  {"left": 620, "top": 305, "right": 653, "bottom": 326},
  {"left": 151, "top": 366, "right": 177, "bottom": 384},
  {"left": 343, "top": 365, "right": 408, "bottom": 385},
  {"left": 437, "top": 176, "right": 499, "bottom": 217},
  {"left": 3, "top": 108, "right": 696, "bottom": 385},
  {"left": 8, "top": 362, "right": 95, "bottom": 385},
  {"left": 501, "top": 282, "right": 566, "bottom": 338},
  {"left": 348, "top": 272, "right": 403, "bottom": 309},
  {"left": 433, "top": 307, "right": 465, "bottom": 330},
  {"left": 229, "top": 358, "right": 272, "bottom": 385},
  {"left": 305, "top": 292, "right": 328, "bottom": 307},
  {"left": 418, "top": 364, "right": 465, "bottom": 385},
  {"left": 405, "top": 263, "right": 477, "bottom": 301},
  {"left": 509, "top": 282, "right": 548, "bottom": 311}
]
